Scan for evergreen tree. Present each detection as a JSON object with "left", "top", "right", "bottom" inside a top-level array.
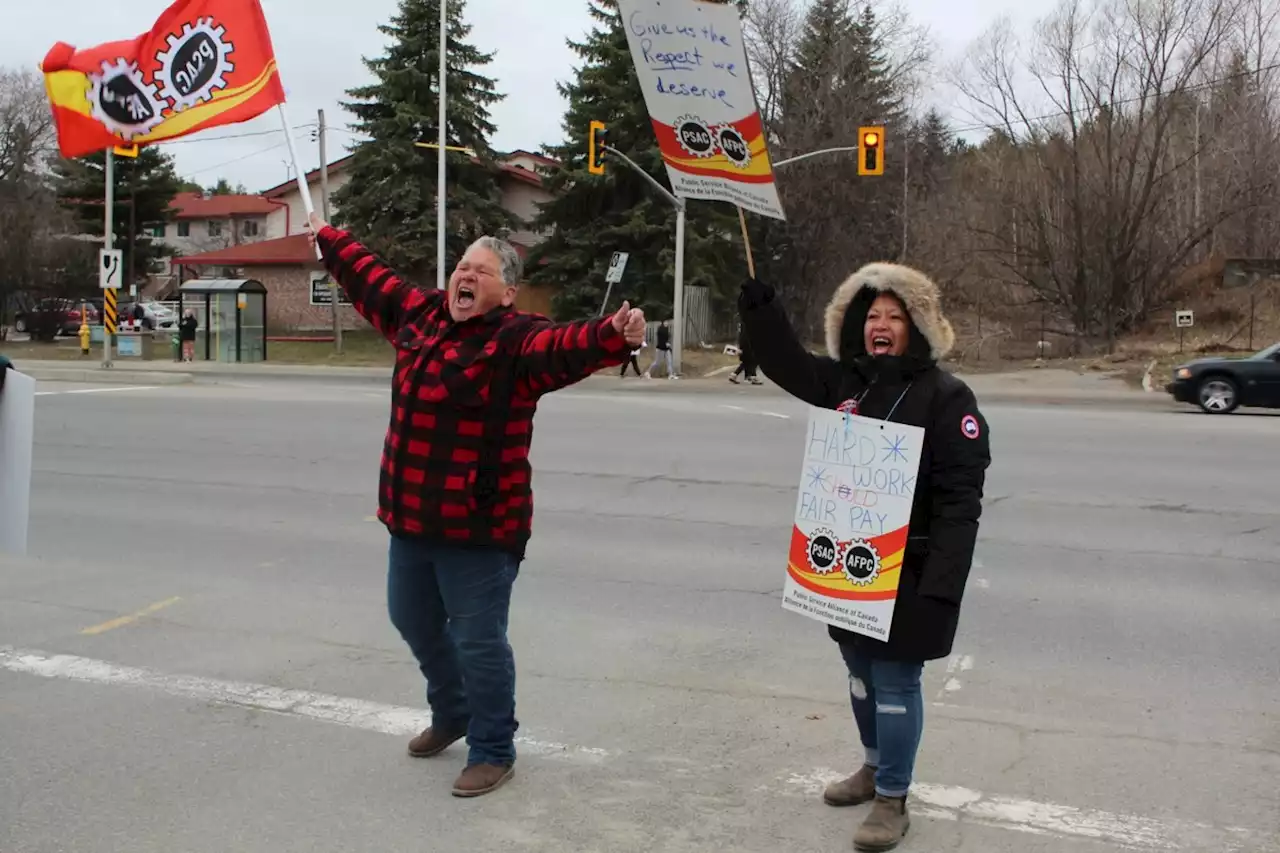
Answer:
[
  {"left": 52, "top": 146, "right": 183, "bottom": 290},
  {"left": 526, "top": 0, "right": 738, "bottom": 323},
  {"left": 333, "top": 0, "right": 515, "bottom": 282}
]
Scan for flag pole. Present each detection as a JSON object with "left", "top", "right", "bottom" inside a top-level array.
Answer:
[
  {"left": 436, "top": 0, "right": 448, "bottom": 291},
  {"left": 276, "top": 102, "right": 321, "bottom": 260}
]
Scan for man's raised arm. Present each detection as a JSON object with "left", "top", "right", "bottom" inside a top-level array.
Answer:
[
  {"left": 309, "top": 214, "right": 441, "bottom": 341},
  {"left": 514, "top": 302, "right": 646, "bottom": 397}
]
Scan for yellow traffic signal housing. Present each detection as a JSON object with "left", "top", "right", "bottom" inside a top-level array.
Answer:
[
  {"left": 588, "top": 120, "right": 607, "bottom": 175},
  {"left": 858, "top": 126, "right": 884, "bottom": 176}
]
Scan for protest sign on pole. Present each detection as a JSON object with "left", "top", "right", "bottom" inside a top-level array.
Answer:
[
  {"left": 782, "top": 409, "right": 924, "bottom": 641},
  {"left": 0, "top": 370, "right": 36, "bottom": 556},
  {"left": 615, "top": 0, "right": 786, "bottom": 222}
]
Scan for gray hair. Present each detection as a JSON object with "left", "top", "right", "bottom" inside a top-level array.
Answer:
[{"left": 468, "top": 235, "right": 523, "bottom": 286}]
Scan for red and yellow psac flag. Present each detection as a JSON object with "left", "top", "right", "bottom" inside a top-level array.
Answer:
[{"left": 41, "top": 0, "right": 286, "bottom": 159}]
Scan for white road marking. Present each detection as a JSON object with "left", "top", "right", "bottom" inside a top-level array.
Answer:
[
  {"left": 0, "top": 648, "right": 1258, "bottom": 848},
  {"left": 0, "top": 647, "right": 609, "bottom": 762},
  {"left": 35, "top": 385, "right": 159, "bottom": 397},
  {"left": 940, "top": 654, "right": 974, "bottom": 697},
  {"left": 720, "top": 403, "right": 791, "bottom": 419},
  {"left": 973, "top": 577, "right": 991, "bottom": 589},
  {"left": 776, "top": 769, "right": 1251, "bottom": 850}
]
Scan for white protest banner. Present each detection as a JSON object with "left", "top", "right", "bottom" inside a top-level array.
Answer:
[
  {"left": 0, "top": 369, "right": 36, "bottom": 556},
  {"left": 616, "top": 0, "right": 786, "bottom": 220},
  {"left": 782, "top": 408, "right": 924, "bottom": 641}
]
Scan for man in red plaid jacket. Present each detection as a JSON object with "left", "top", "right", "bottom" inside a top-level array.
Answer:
[{"left": 308, "top": 213, "right": 646, "bottom": 797}]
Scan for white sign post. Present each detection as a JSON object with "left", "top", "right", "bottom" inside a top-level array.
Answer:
[
  {"left": 781, "top": 408, "right": 924, "bottom": 641},
  {"left": 605, "top": 251, "right": 629, "bottom": 284},
  {"left": 98, "top": 249, "right": 122, "bottom": 290},
  {"left": 0, "top": 368, "right": 36, "bottom": 556},
  {"left": 1175, "top": 309, "right": 1193, "bottom": 353}
]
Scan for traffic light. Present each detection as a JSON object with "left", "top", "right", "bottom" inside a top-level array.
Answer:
[
  {"left": 858, "top": 126, "right": 884, "bottom": 176},
  {"left": 588, "top": 120, "right": 608, "bottom": 175}
]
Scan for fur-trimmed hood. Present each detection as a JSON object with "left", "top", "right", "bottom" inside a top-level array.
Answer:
[{"left": 823, "top": 262, "right": 955, "bottom": 363}]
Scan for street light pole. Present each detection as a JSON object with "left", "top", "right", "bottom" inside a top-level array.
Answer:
[
  {"left": 600, "top": 143, "right": 686, "bottom": 375},
  {"left": 436, "top": 0, "right": 448, "bottom": 291}
]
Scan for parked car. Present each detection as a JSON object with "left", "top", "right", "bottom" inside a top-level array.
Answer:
[
  {"left": 1165, "top": 342, "right": 1280, "bottom": 413},
  {"left": 13, "top": 298, "right": 99, "bottom": 339},
  {"left": 118, "top": 300, "right": 177, "bottom": 329}
]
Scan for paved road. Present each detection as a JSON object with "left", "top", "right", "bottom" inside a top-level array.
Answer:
[{"left": 2, "top": 378, "right": 1276, "bottom": 853}]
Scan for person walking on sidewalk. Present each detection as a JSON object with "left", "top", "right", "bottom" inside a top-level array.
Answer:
[
  {"left": 728, "top": 322, "right": 761, "bottom": 385},
  {"left": 621, "top": 336, "right": 645, "bottom": 377},
  {"left": 645, "top": 319, "right": 675, "bottom": 379},
  {"left": 739, "top": 264, "right": 991, "bottom": 851},
  {"left": 306, "top": 213, "right": 645, "bottom": 798}
]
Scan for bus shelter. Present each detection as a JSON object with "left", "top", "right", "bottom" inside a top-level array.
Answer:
[{"left": 177, "top": 279, "right": 268, "bottom": 363}]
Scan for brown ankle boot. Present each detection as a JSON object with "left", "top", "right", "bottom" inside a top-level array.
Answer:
[
  {"left": 823, "top": 763, "right": 877, "bottom": 807},
  {"left": 407, "top": 726, "right": 464, "bottom": 758},
  {"left": 451, "top": 762, "right": 515, "bottom": 797},
  {"left": 853, "top": 794, "right": 910, "bottom": 851}
]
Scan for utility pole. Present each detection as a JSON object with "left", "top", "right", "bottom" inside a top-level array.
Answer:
[
  {"left": 318, "top": 108, "right": 341, "bottom": 353},
  {"left": 103, "top": 148, "right": 114, "bottom": 369},
  {"left": 436, "top": 0, "right": 448, "bottom": 291},
  {"left": 128, "top": 182, "right": 137, "bottom": 299}
]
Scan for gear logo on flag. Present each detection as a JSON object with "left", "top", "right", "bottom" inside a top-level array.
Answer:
[
  {"left": 155, "top": 17, "right": 236, "bottom": 110},
  {"left": 88, "top": 59, "right": 166, "bottom": 140}
]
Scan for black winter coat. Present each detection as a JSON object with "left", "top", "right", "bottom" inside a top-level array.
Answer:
[{"left": 740, "top": 269, "right": 991, "bottom": 662}]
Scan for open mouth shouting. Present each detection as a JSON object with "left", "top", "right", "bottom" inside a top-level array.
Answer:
[
  {"left": 869, "top": 334, "right": 895, "bottom": 355},
  {"left": 453, "top": 283, "right": 477, "bottom": 312}
]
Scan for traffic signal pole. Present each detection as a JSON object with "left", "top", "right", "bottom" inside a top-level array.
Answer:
[
  {"left": 598, "top": 142, "right": 687, "bottom": 376},
  {"left": 772, "top": 146, "right": 860, "bottom": 168}
]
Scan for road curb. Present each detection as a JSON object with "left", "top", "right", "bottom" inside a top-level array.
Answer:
[{"left": 24, "top": 367, "right": 194, "bottom": 385}]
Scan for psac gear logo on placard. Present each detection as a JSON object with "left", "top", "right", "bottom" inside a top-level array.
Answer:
[
  {"left": 806, "top": 527, "right": 840, "bottom": 575},
  {"left": 672, "top": 114, "right": 752, "bottom": 168},
  {"left": 87, "top": 16, "right": 235, "bottom": 139}
]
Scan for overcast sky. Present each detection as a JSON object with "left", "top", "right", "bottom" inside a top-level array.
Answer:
[{"left": 7, "top": 0, "right": 1051, "bottom": 194}]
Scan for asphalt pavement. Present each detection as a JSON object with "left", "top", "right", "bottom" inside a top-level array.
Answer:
[{"left": 1, "top": 376, "right": 1277, "bottom": 853}]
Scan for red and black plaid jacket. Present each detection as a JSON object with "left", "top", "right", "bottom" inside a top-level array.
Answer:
[{"left": 316, "top": 225, "right": 629, "bottom": 558}]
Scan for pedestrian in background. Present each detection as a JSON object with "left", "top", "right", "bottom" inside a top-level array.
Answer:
[
  {"left": 178, "top": 310, "right": 197, "bottom": 362},
  {"left": 739, "top": 264, "right": 991, "bottom": 851},
  {"left": 307, "top": 213, "right": 645, "bottom": 798},
  {"left": 645, "top": 319, "right": 675, "bottom": 379},
  {"left": 621, "top": 335, "right": 645, "bottom": 376},
  {"left": 729, "top": 321, "right": 761, "bottom": 385}
]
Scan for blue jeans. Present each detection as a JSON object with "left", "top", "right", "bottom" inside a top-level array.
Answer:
[
  {"left": 387, "top": 536, "right": 519, "bottom": 767},
  {"left": 838, "top": 644, "right": 925, "bottom": 797}
]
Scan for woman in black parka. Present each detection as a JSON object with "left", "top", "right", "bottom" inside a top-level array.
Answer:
[{"left": 739, "top": 265, "right": 991, "bottom": 852}]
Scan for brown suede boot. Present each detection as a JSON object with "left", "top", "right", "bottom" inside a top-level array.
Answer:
[
  {"left": 853, "top": 794, "right": 910, "bottom": 851},
  {"left": 823, "top": 764, "right": 877, "bottom": 807},
  {"left": 406, "top": 726, "right": 465, "bottom": 758},
  {"left": 451, "top": 762, "right": 515, "bottom": 798}
]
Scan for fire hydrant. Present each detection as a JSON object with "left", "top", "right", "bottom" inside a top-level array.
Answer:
[{"left": 78, "top": 321, "right": 91, "bottom": 356}]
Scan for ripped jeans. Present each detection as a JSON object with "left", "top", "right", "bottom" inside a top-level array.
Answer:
[{"left": 838, "top": 643, "right": 925, "bottom": 798}]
